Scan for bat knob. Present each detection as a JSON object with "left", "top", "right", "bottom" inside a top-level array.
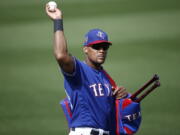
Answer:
[
  {"left": 155, "top": 81, "right": 161, "bottom": 87},
  {"left": 154, "top": 74, "right": 159, "bottom": 80}
]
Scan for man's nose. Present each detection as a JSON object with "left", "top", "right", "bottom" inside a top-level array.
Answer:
[{"left": 99, "top": 47, "right": 105, "bottom": 52}]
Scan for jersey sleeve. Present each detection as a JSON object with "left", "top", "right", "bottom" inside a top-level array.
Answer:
[
  {"left": 60, "top": 57, "right": 82, "bottom": 80},
  {"left": 60, "top": 56, "right": 77, "bottom": 77}
]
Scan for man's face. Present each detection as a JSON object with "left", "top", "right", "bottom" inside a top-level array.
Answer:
[{"left": 84, "top": 43, "right": 110, "bottom": 65}]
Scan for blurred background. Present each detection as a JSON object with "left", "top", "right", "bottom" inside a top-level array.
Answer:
[{"left": 0, "top": 0, "right": 180, "bottom": 134}]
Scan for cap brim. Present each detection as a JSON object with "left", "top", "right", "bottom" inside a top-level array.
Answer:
[{"left": 86, "top": 40, "right": 112, "bottom": 46}]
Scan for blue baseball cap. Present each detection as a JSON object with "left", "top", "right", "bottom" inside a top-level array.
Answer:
[{"left": 83, "top": 29, "right": 112, "bottom": 46}]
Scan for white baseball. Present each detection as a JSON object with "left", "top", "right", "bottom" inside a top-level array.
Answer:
[{"left": 47, "top": 1, "right": 57, "bottom": 12}]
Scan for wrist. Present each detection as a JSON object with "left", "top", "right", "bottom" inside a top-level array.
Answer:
[{"left": 54, "top": 19, "right": 63, "bottom": 32}]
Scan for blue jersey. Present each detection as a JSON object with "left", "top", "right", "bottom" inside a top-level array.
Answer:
[{"left": 61, "top": 57, "right": 116, "bottom": 134}]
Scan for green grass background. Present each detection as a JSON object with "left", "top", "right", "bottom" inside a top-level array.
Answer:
[{"left": 0, "top": 0, "right": 180, "bottom": 134}]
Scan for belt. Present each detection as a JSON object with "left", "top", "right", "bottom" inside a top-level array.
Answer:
[
  {"left": 71, "top": 128, "right": 109, "bottom": 135},
  {"left": 90, "top": 129, "right": 109, "bottom": 135}
]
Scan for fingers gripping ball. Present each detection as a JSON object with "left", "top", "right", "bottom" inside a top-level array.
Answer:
[{"left": 47, "top": 1, "right": 57, "bottom": 12}]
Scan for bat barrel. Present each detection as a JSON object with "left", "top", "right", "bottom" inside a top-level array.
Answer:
[
  {"left": 130, "top": 74, "right": 159, "bottom": 100},
  {"left": 135, "top": 81, "right": 160, "bottom": 103}
]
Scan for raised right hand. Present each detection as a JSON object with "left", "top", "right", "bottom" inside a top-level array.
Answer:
[{"left": 45, "top": 4, "right": 62, "bottom": 20}]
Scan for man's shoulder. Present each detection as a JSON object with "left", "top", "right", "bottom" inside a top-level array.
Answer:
[{"left": 74, "top": 57, "right": 88, "bottom": 68}]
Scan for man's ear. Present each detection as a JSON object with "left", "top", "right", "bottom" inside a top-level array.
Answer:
[{"left": 83, "top": 47, "right": 88, "bottom": 54}]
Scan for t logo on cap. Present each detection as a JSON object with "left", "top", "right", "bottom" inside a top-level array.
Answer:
[
  {"left": 96, "top": 31, "right": 105, "bottom": 39},
  {"left": 83, "top": 28, "right": 112, "bottom": 46}
]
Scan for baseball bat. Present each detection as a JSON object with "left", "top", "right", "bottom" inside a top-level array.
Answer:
[
  {"left": 134, "top": 81, "right": 160, "bottom": 103},
  {"left": 130, "top": 74, "right": 159, "bottom": 101}
]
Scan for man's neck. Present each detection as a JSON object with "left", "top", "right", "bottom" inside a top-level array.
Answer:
[{"left": 84, "top": 59, "right": 102, "bottom": 70}]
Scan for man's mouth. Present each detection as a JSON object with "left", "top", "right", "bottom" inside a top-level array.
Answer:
[{"left": 98, "top": 55, "right": 105, "bottom": 59}]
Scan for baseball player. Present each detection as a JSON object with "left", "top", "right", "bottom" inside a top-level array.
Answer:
[{"left": 45, "top": 5, "right": 129, "bottom": 135}]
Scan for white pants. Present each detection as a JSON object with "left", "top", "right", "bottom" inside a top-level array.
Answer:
[{"left": 69, "top": 127, "right": 109, "bottom": 135}]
